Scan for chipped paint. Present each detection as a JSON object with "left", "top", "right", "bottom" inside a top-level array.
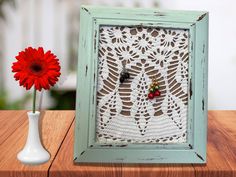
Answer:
[
  {"left": 202, "top": 99, "right": 205, "bottom": 111},
  {"left": 138, "top": 157, "right": 164, "bottom": 161},
  {"left": 189, "top": 144, "right": 193, "bottom": 149},
  {"left": 85, "top": 65, "right": 88, "bottom": 76},
  {"left": 94, "top": 30, "right": 97, "bottom": 39},
  {"left": 195, "top": 152, "right": 204, "bottom": 161},
  {"left": 92, "top": 91, "right": 95, "bottom": 105},
  {"left": 115, "top": 158, "right": 125, "bottom": 161},
  {"left": 139, "top": 158, "right": 155, "bottom": 161},
  {"left": 128, "top": 24, "right": 144, "bottom": 28},
  {"left": 197, "top": 13, "right": 207, "bottom": 21},
  {"left": 94, "top": 30, "right": 97, "bottom": 51},
  {"left": 189, "top": 79, "right": 193, "bottom": 99},
  {"left": 100, "top": 144, "right": 113, "bottom": 147},
  {"left": 136, "top": 13, "right": 150, "bottom": 16},
  {"left": 154, "top": 12, "right": 165, "bottom": 17},
  {"left": 147, "top": 23, "right": 154, "bottom": 26},
  {"left": 115, "top": 144, "right": 128, "bottom": 147},
  {"left": 82, "top": 7, "right": 90, "bottom": 15},
  {"left": 80, "top": 151, "right": 85, "bottom": 156},
  {"left": 191, "top": 41, "right": 194, "bottom": 51}
]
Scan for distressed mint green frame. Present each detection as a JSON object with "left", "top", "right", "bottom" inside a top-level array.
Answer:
[{"left": 74, "top": 5, "right": 208, "bottom": 164}]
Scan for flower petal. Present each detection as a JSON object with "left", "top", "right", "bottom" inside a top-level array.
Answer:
[{"left": 12, "top": 47, "right": 61, "bottom": 91}]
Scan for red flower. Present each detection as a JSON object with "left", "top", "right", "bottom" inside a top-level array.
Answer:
[{"left": 12, "top": 47, "right": 61, "bottom": 91}]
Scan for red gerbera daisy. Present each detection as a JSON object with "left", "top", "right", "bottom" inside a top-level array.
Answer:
[{"left": 12, "top": 47, "right": 61, "bottom": 91}]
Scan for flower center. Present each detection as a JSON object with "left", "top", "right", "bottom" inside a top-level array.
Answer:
[{"left": 30, "top": 63, "right": 43, "bottom": 74}]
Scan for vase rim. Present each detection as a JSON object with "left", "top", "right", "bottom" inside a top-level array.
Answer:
[{"left": 27, "top": 111, "right": 40, "bottom": 116}]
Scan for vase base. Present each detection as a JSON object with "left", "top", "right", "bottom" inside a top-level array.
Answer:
[{"left": 17, "top": 148, "right": 50, "bottom": 165}]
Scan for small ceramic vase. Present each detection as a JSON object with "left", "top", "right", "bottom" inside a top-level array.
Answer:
[{"left": 17, "top": 111, "right": 50, "bottom": 165}]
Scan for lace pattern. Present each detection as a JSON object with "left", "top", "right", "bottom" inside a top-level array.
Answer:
[{"left": 96, "top": 26, "right": 189, "bottom": 144}]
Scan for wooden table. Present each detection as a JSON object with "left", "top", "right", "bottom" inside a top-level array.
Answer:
[{"left": 0, "top": 111, "right": 235, "bottom": 177}]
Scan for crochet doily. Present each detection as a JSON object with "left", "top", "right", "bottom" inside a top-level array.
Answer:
[{"left": 96, "top": 26, "right": 189, "bottom": 144}]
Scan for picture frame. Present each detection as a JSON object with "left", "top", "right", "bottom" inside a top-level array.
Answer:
[{"left": 74, "top": 5, "right": 208, "bottom": 164}]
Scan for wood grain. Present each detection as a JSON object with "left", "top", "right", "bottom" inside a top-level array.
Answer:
[
  {"left": 50, "top": 119, "right": 122, "bottom": 177},
  {"left": 51, "top": 111, "right": 236, "bottom": 177},
  {"left": 0, "top": 110, "right": 75, "bottom": 177},
  {"left": 50, "top": 121, "right": 195, "bottom": 177},
  {"left": 1, "top": 111, "right": 236, "bottom": 177},
  {"left": 121, "top": 164, "right": 195, "bottom": 177},
  {"left": 0, "top": 111, "right": 26, "bottom": 145},
  {"left": 194, "top": 111, "right": 236, "bottom": 177}
]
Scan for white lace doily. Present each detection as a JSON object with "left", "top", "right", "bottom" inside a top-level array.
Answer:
[{"left": 96, "top": 26, "right": 189, "bottom": 144}]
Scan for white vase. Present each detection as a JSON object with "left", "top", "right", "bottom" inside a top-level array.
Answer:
[{"left": 17, "top": 111, "right": 50, "bottom": 165}]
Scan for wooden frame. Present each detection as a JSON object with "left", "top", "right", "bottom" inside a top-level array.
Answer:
[{"left": 74, "top": 5, "right": 208, "bottom": 163}]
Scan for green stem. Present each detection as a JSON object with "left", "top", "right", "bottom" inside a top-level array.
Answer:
[{"left": 33, "top": 87, "right": 37, "bottom": 113}]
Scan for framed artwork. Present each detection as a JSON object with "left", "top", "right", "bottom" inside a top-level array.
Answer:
[{"left": 74, "top": 6, "right": 208, "bottom": 163}]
